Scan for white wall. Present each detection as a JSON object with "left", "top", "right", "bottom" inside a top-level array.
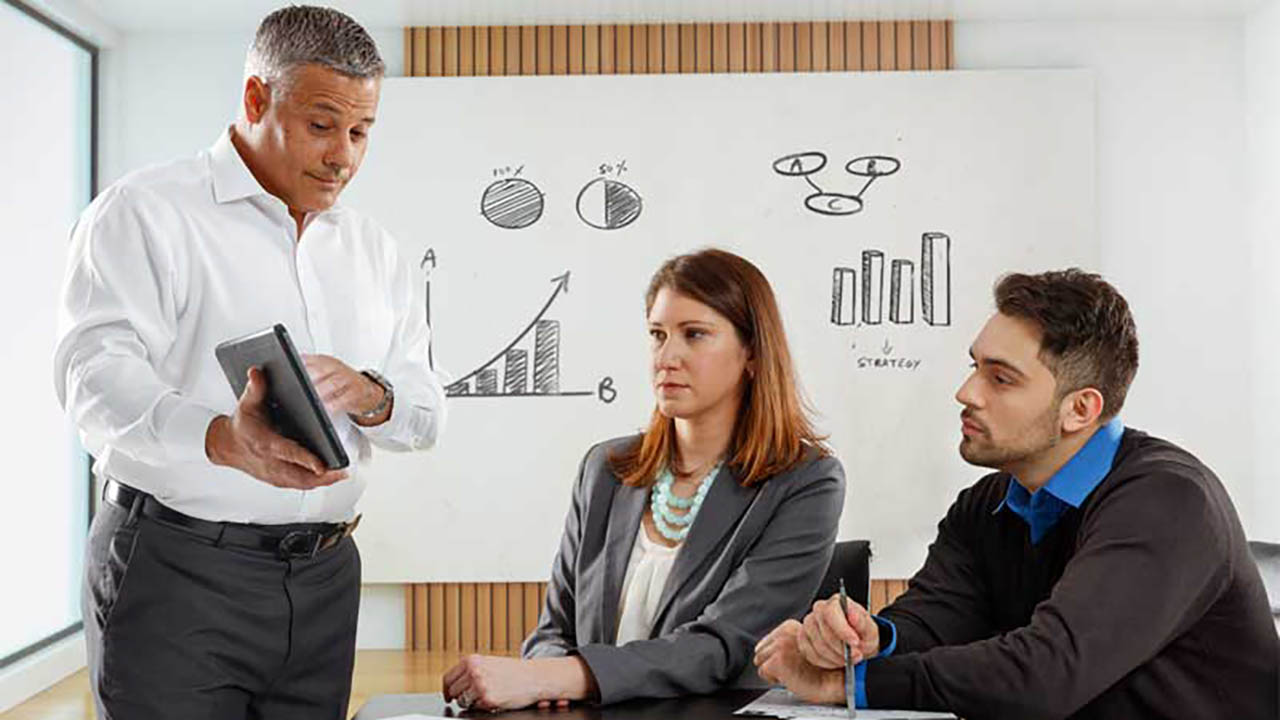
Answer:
[
  {"left": 1245, "top": 4, "right": 1280, "bottom": 542},
  {"left": 99, "top": 28, "right": 404, "bottom": 186},
  {"left": 956, "top": 20, "right": 1262, "bottom": 536}
]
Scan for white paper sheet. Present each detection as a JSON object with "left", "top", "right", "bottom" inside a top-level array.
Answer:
[{"left": 736, "top": 688, "right": 957, "bottom": 719}]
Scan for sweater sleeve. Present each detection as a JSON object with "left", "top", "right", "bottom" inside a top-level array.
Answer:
[
  {"left": 878, "top": 483, "right": 999, "bottom": 654},
  {"left": 866, "top": 469, "right": 1232, "bottom": 720}
]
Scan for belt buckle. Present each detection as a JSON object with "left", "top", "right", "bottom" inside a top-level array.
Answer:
[{"left": 277, "top": 530, "right": 322, "bottom": 560}]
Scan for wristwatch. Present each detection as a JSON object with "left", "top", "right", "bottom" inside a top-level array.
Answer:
[{"left": 353, "top": 369, "right": 394, "bottom": 421}]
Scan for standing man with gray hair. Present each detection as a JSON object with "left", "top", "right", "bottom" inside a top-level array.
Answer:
[{"left": 54, "top": 7, "right": 446, "bottom": 718}]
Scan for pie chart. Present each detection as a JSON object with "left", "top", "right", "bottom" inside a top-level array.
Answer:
[
  {"left": 481, "top": 178, "right": 544, "bottom": 229},
  {"left": 576, "top": 177, "right": 642, "bottom": 230}
]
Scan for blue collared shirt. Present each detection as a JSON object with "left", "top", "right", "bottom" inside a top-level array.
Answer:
[
  {"left": 852, "top": 418, "right": 1125, "bottom": 708},
  {"left": 993, "top": 417, "right": 1125, "bottom": 545}
]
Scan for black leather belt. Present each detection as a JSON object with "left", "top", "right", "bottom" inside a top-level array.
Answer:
[{"left": 103, "top": 479, "right": 360, "bottom": 560}]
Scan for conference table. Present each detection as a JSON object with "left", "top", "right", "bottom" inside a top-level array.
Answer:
[{"left": 354, "top": 689, "right": 766, "bottom": 720}]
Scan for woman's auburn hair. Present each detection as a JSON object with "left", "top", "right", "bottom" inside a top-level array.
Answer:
[{"left": 609, "top": 248, "right": 828, "bottom": 488}]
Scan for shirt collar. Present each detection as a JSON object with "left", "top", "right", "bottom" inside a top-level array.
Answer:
[
  {"left": 207, "top": 128, "right": 346, "bottom": 219},
  {"left": 993, "top": 416, "right": 1125, "bottom": 517},
  {"left": 209, "top": 127, "right": 270, "bottom": 205},
  {"left": 1040, "top": 416, "right": 1125, "bottom": 508}
]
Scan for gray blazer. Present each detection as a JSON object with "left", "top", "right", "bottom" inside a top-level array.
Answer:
[{"left": 522, "top": 435, "right": 846, "bottom": 705}]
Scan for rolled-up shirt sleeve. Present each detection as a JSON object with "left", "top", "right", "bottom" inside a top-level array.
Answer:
[
  {"left": 54, "top": 186, "right": 220, "bottom": 467},
  {"left": 356, "top": 236, "right": 446, "bottom": 452}
]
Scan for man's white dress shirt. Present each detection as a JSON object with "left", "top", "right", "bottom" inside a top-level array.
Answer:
[{"left": 54, "top": 129, "right": 446, "bottom": 524}]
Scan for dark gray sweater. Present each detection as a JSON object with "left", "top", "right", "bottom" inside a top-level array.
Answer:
[{"left": 868, "top": 429, "right": 1278, "bottom": 719}]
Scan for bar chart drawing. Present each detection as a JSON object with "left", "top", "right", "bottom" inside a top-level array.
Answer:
[
  {"left": 921, "top": 232, "right": 951, "bottom": 326},
  {"left": 442, "top": 271, "right": 598, "bottom": 400},
  {"left": 830, "top": 233, "right": 952, "bottom": 328},
  {"left": 773, "top": 151, "right": 901, "bottom": 217}
]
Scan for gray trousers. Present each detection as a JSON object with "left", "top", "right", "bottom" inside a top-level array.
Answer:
[{"left": 83, "top": 493, "right": 361, "bottom": 720}]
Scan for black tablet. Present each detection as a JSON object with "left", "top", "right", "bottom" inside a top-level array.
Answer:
[{"left": 214, "top": 324, "right": 350, "bottom": 470}]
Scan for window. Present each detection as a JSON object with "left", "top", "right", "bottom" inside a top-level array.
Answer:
[{"left": 0, "top": 0, "right": 95, "bottom": 667}]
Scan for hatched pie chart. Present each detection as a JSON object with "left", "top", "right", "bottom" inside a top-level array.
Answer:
[
  {"left": 481, "top": 178, "right": 544, "bottom": 229},
  {"left": 576, "top": 177, "right": 643, "bottom": 230}
]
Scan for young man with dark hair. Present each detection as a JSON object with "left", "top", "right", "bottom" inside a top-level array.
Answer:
[{"left": 755, "top": 269, "right": 1278, "bottom": 719}]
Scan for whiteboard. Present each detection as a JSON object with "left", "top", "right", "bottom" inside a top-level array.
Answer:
[{"left": 340, "top": 69, "right": 1097, "bottom": 581}]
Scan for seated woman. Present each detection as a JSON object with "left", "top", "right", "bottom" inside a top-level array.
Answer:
[{"left": 442, "top": 248, "right": 846, "bottom": 710}]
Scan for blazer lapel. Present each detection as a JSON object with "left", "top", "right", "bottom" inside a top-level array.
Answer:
[
  {"left": 601, "top": 481, "right": 646, "bottom": 643},
  {"left": 652, "top": 465, "right": 758, "bottom": 631}
]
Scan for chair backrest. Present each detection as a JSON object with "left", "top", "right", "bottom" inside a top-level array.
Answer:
[
  {"left": 814, "top": 540, "right": 872, "bottom": 608},
  {"left": 1248, "top": 541, "right": 1280, "bottom": 621}
]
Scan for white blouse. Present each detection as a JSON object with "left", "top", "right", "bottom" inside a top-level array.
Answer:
[{"left": 614, "top": 522, "right": 680, "bottom": 645}]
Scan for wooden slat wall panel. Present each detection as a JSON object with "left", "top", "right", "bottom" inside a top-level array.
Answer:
[
  {"left": 896, "top": 21, "right": 912, "bottom": 71},
  {"left": 862, "top": 22, "right": 879, "bottom": 71},
  {"left": 477, "top": 583, "right": 492, "bottom": 651},
  {"left": 538, "top": 26, "right": 554, "bottom": 75},
  {"left": 552, "top": 25, "right": 568, "bottom": 75},
  {"left": 505, "top": 27, "right": 520, "bottom": 75},
  {"left": 795, "top": 22, "right": 811, "bottom": 72},
  {"left": 403, "top": 22, "right": 952, "bottom": 78},
  {"left": 634, "top": 24, "right": 650, "bottom": 74},
  {"left": 712, "top": 23, "right": 729, "bottom": 73},
  {"left": 679, "top": 24, "right": 696, "bottom": 73},
  {"left": 487, "top": 27, "right": 503, "bottom": 76},
  {"left": 523, "top": 582, "right": 541, "bottom": 636},
  {"left": 403, "top": 28, "right": 413, "bottom": 79},
  {"left": 506, "top": 583, "right": 524, "bottom": 650},
  {"left": 474, "top": 27, "right": 489, "bottom": 76},
  {"left": 664, "top": 24, "right": 680, "bottom": 73},
  {"left": 811, "top": 22, "right": 827, "bottom": 72},
  {"left": 458, "top": 27, "right": 474, "bottom": 76},
  {"left": 828, "top": 22, "right": 844, "bottom": 71},
  {"left": 460, "top": 583, "right": 477, "bottom": 651},
  {"left": 521, "top": 26, "right": 536, "bottom": 75},
  {"left": 879, "top": 21, "right": 895, "bottom": 71},
  {"left": 695, "top": 23, "right": 712, "bottom": 73},
  {"left": 615, "top": 25, "right": 631, "bottom": 74},
  {"left": 492, "top": 583, "right": 508, "bottom": 651},
  {"left": 586, "top": 25, "right": 601, "bottom": 74},
  {"left": 913, "top": 21, "right": 930, "bottom": 71},
  {"left": 406, "top": 580, "right": 910, "bottom": 648},
  {"left": 428, "top": 583, "right": 445, "bottom": 650},
  {"left": 412, "top": 584, "right": 428, "bottom": 650},
  {"left": 443, "top": 26, "right": 459, "bottom": 76},
  {"left": 444, "top": 582, "right": 460, "bottom": 650},
  {"left": 746, "top": 23, "right": 762, "bottom": 72},
  {"left": 412, "top": 27, "right": 427, "bottom": 76},
  {"left": 846, "top": 21, "right": 863, "bottom": 71},
  {"left": 644, "top": 25, "right": 660, "bottom": 74},
  {"left": 569, "top": 25, "right": 585, "bottom": 74},
  {"left": 728, "top": 23, "right": 745, "bottom": 72},
  {"left": 778, "top": 22, "right": 795, "bottom": 72}
]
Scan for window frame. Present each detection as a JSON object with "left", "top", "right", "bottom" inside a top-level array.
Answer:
[{"left": 0, "top": 0, "right": 98, "bottom": 671}]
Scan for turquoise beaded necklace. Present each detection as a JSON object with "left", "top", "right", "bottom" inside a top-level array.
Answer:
[{"left": 650, "top": 459, "right": 723, "bottom": 542}]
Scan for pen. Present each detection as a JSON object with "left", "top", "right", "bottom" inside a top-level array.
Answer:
[{"left": 839, "top": 578, "right": 856, "bottom": 718}]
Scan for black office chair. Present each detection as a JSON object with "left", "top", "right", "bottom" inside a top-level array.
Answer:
[
  {"left": 813, "top": 539, "right": 872, "bottom": 608},
  {"left": 1248, "top": 540, "right": 1280, "bottom": 629}
]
